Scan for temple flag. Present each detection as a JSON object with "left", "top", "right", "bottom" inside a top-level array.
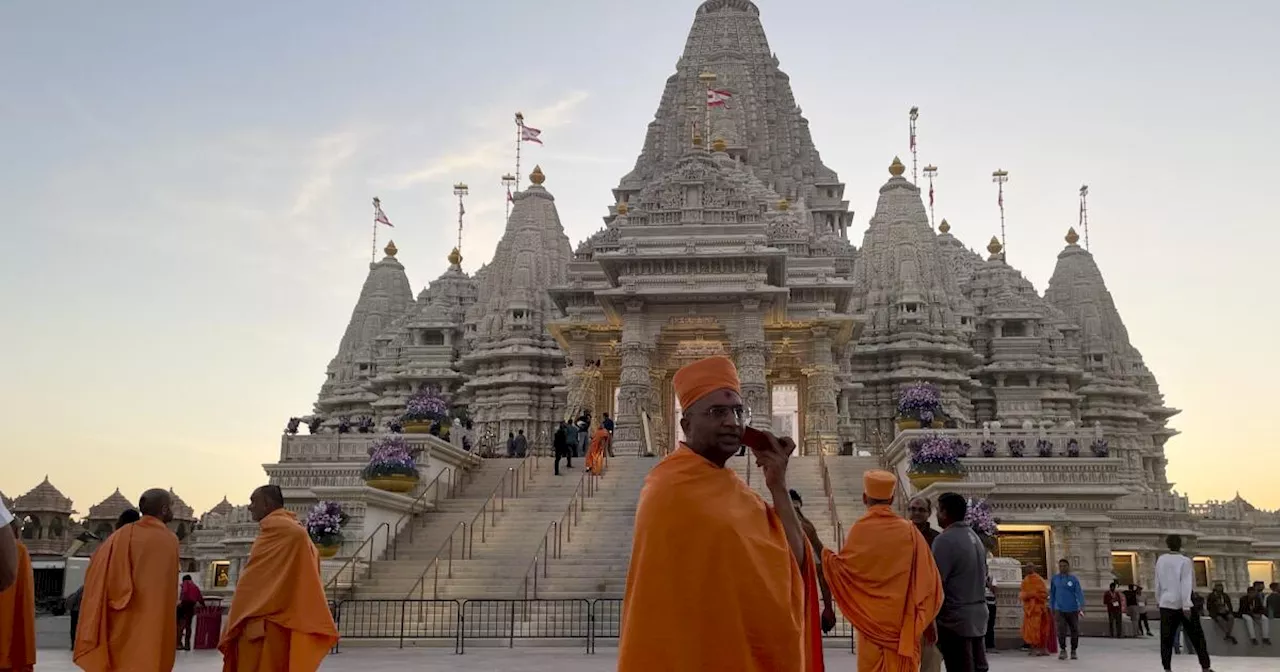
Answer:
[
  {"left": 929, "top": 183, "right": 934, "bottom": 207},
  {"left": 520, "top": 124, "right": 543, "bottom": 145},
  {"left": 707, "top": 89, "right": 732, "bottom": 107},
  {"left": 373, "top": 197, "right": 393, "bottom": 227}
]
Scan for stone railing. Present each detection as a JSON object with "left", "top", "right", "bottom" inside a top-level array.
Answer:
[
  {"left": 278, "top": 433, "right": 478, "bottom": 468},
  {"left": 1115, "top": 491, "right": 1189, "bottom": 513},
  {"left": 1190, "top": 501, "right": 1247, "bottom": 521},
  {"left": 886, "top": 427, "right": 1111, "bottom": 467}
]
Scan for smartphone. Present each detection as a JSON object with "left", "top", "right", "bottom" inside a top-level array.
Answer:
[{"left": 741, "top": 426, "right": 772, "bottom": 453}]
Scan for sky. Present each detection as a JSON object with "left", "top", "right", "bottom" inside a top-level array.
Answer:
[{"left": 2, "top": 0, "right": 1277, "bottom": 514}]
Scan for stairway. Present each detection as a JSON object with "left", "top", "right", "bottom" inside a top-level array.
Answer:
[{"left": 823, "top": 455, "right": 882, "bottom": 536}]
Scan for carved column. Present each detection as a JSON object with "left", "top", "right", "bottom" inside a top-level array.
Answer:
[
  {"left": 614, "top": 300, "right": 651, "bottom": 456},
  {"left": 803, "top": 326, "right": 839, "bottom": 455},
  {"left": 647, "top": 368, "right": 668, "bottom": 455},
  {"left": 735, "top": 299, "right": 772, "bottom": 434}
]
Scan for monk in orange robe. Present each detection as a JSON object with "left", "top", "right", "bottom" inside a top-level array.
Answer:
[
  {"left": 0, "top": 522, "right": 35, "bottom": 672},
  {"left": 618, "top": 356, "right": 825, "bottom": 672},
  {"left": 1019, "top": 571, "right": 1055, "bottom": 655},
  {"left": 219, "top": 485, "right": 338, "bottom": 671},
  {"left": 585, "top": 426, "right": 609, "bottom": 475},
  {"left": 74, "top": 489, "right": 180, "bottom": 672},
  {"left": 808, "top": 470, "right": 943, "bottom": 672}
]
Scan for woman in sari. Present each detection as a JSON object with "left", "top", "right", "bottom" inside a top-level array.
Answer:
[
  {"left": 1020, "top": 570, "right": 1057, "bottom": 656},
  {"left": 585, "top": 425, "right": 610, "bottom": 475}
]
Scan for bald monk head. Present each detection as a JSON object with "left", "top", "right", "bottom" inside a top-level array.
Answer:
[
  {"left": 115, "top": 509, "right": 142, "bottom": 530},
  {"left": 674, "top": 356, "right": 745, "bottom": 467},
  {"left": 248, "top": 485, "right": 285, "bottom": 523},
  {"left": 139, "top": 489, "right": 174, "bottom": 524}
]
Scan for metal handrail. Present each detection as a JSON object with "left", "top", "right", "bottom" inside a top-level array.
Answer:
[
  {"left": 403, "top": 452, "right": 541, "bottom": 600},
  {"left": 520, "top": 468, "right": 600, "bottom": 599},
  {"left": 323, "top": 522, "right": 389, "bottom": 595},
  {"left": 466, "top": 452, "right": 538, "bottom": 554},
  {"left": 816, "top": 449, "right": 844, "bottom": 546},
  {"left": 389, "top": 467, "right": 469, "bottom": 560}
]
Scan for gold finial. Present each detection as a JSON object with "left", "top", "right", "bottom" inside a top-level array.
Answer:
[
  {"left": 889, "top": 156, "right": 906, "bottom": 177},
  {"left": 778, "top": 199, "right": 790, "bottom": 211},
  {"left": 384, "top": 240, "right": 398, "bottom": 257},
  {"left": 938, "top": 218, "right": 951, "bottom": 233},
  {"left": 447, "top": 247, "right": 462, "bottom": 266},
  {"left": 711, "top": 137, "right": 727, "bottom": 153},
  {"left": 1065, "top": 227, "right": 1080, "bottom": 245},
  {"left": 986, "top": 236, "right": 1003, "bottom": 257},
  {"left": 529, "top": 165, "right": 545, "bottom": 185},
  {"left": 616, "top": 200, "right": 629, "bottom": 216},
  {"left": 692, "top": 132, "right": 704, "bottom": 147}
]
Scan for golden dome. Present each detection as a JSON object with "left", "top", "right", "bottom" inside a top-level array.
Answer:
[
  {"left": 530, "top": 165, "right": 546, "bottom": 186},
  {"left": 986, "top": 236, "right": 1003, "bottom": 256},
  {"left": 616, "top": 200, "right": 629, "bottom": 216},
  {"left": 938, "top": 219, "right": 951, "bottom": 234},
  {"left": 447, "top": 247, "right": 462, "bottom": 266},
  {"left": 777, "top": 199, "right": 790, "bottom": 211},
  {"left": 384, "top": 240, "right": 398, "bottom": 257},
  {"left": 889, "top": 156, "right": 906, "bottom": 177},
  {"left": 1065, "top": 227, "right": 1080, "bottom": 245},
  {"left": 711, "top": 137, "right": 727, "bottom": 153}
]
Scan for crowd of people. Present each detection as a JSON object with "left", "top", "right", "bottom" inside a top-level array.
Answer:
[{"left": 0, "top": 485, "right": 339, "bottom": 671}]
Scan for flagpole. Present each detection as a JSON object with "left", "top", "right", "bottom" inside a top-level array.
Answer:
[
  {"left": 514, "top": 111, "right": 524, "bottom": 191},
  {"left": 453, "top": 182, "right": 469, "bottom": 257},
  {"left": 371, "top": 197, "right": 381, "bottom": 263},
  {"left": 923, "top": 164, "right": 938, "bottom": 230},
  {"left": 502, "top": 173, "right": 517, "bottom": 222},
  {"left": 909, "top": 106, "right": 920, "bottom": 185},
  {"left": 699, "top": 71, "right": 717, "bottom": 144},
  {"left": 1079, "top": 184, "right": 1090, "bottom": 250},
  {"left": 993, "top": 169, "right": 1009, "bottom": 259}
]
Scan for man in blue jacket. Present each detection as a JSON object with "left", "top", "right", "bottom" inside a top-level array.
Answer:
[{"left": 1048, "top": 558, "right": 1086, "bottom": 660}]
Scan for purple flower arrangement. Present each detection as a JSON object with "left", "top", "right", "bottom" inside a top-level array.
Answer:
[
  {"left": 1008, "top": 439, "right": 1025, "bottom": 457},
  {"left": 980, "top": 440, "right": 997, "bottom": 457},
  {"left": 897, "top": 382, "right": 943, "bottom": 426},
  {"left": 909, "top": 434, "right": 965, "bottom": 475},
  {"left": 953, "top": 440, "right": 971, "bottom": 457},
  {"left": 362, "top": 435, "right": 422, "bottom": 480},
  {"left": 304, "top": 501, "right": 348, "bottom": 547},
  {"left": 285, "top": 417, "right": 301, "bottom": 435},
  {"left": 337, "top": 418, "right": 352, "bottom": 434},
  {"left": 355, "top": 416, "right": 375, "bottom": 434},
  {"left": 1066, "top": 439, "right": 1081, "bottom": 458},
  {"left": 966, "top": 498, "right": 999, "bottom": 539},
  {"left": 1091, "top": 439, "right": 1109, "bottom": 457},
  {"left": 403, "top": 388, "right": 449, "bottom": 423},
  {"left": 386, "top": 418, "right": 404, "bottom": 434},
  {"left": 307, "top": 416, "right": 324, "bottom": 435},
  {"left": 1036, "top": 439, "right": 1054, "bottom": 458}
]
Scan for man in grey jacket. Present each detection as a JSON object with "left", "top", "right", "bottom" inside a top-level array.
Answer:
[{"left": 932, "top": 492, "right": 990, "bottom": 672}]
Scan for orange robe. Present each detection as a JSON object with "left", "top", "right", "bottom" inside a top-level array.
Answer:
[
  {"left": 1020, "top": 574, "right": 1054, "bottom": 649},
  {"left": 74, "top": 516, "right": 179, "bottom": 672},
  {"left": 219, "top": 508, "right": 338, "bottom": 671},
  {"left": 585, "top": 428, "right": 609, "bottom": 475},
  {"left": 0, "top": 543, "right": 35, "bottom": 672},
  {"left": 619, "top": 445, "right": 824, "bottom": 672},
  {"left": 821, "top": 506, "right": 943, "bottom": 672}
]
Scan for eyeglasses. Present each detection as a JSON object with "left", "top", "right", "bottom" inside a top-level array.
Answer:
[{"left": 697, "top": 405, "right": 751, "bottom": 425}]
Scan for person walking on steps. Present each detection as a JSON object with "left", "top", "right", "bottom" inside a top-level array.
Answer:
[{"left": 553, "top": 420, "right": 573, "bottom": 475}]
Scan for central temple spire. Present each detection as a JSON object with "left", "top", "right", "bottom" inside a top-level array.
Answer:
[{"left": 611, "top": 0, "right": 852, "bottom": 237}]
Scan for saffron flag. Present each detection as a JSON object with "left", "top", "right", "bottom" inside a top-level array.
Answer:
[
  {"left": 373, "top": 197, "right": 394, "bottom": 227},
  {"left": 910, "top": 132, "right": 916, "bottom": 151},
  {"left": 506, "top": 187, "right": 513, "bottom": 203},
  {"left": 929, "top": 183, "right": 934, "bottom": 207},
  {"left": 521, "top": 124, "right": 543, "bottom": 145},
  {"left": 707, "top": 89, "right": 732, "bottom": 107},
  {"left": 998, "top": 190, "right": 1004, "bottom": 208}
]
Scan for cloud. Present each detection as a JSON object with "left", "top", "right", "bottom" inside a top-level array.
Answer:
[
  {"left": 378, "top": 90, "right": 591, "bottom": 190},
  {"left": 289, "top": 131, "right": 362, "bottom": 217}
]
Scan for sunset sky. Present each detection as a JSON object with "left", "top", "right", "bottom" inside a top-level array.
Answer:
[{"left": 2, "top": 0, "right": 1276, "bottom": 513}]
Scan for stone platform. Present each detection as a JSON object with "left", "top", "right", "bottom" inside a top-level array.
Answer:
[{"left": 32, "top": 637, "right": 1278, "bottom": 670}]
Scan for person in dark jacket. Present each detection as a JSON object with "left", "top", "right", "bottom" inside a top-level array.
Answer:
[{"left": 553, "top": 421, "right": 573, "bottom": 475}]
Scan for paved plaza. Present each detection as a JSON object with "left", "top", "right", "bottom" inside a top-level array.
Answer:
[{"left": 32, "top": 638, "right": 1277, "bottom": 671}]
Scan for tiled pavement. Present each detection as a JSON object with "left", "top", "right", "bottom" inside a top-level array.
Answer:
[{"left": 34, "top": 637, "right": 1277, "bottom": 670}]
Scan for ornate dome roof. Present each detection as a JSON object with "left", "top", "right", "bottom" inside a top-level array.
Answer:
[
  {"left": 168, "top": 489, "right": 195, "bottom": 522},
  {"left": 13, "top": 476, "right": 74, "bottom": 514},
  {"left": 87, "top": 489, "right": 134, "bottom": 521},
  {"left": 205, "top": 496, "right": 233, "bottom": 519}
]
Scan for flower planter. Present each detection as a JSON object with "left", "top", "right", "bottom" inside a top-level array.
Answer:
[
  {"left": 896, "top": 419, "right": 922, "bottom": 431},
  {"left": 403, "top": 421, "right": 433, "bottom": 434},
  {"left": 365, "top": 473, "right": 419, "bottom": 493},
  {"left": 315, "top": 542, "right": 341, "bottom": 559},
  {"left": 908, "top": 471, "right": 964, "bottom": 490}
]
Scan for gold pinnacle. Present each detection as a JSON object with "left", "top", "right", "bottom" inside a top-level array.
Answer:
[
  {"left": 384, "top": 240, "right": 398, "bottom": 257},
  {"left": 889, "top": 156, "right": 906, "bottom": 177},
  {"left": 530, "top": 165, "right": 546, "bottom": 185},
  {"left": 1065, "top": 227, "right": 1080, "bottom": 245},
  {"left": 986, "top": 236, "right": 1003, "bottom": 257},
  {"left": 938, "top": 219, "right": 951, "bottom": 234}
]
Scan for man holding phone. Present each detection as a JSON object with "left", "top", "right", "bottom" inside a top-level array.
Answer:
[{"left": 618, "top": 355, "right": 825, "bottom": 672}]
